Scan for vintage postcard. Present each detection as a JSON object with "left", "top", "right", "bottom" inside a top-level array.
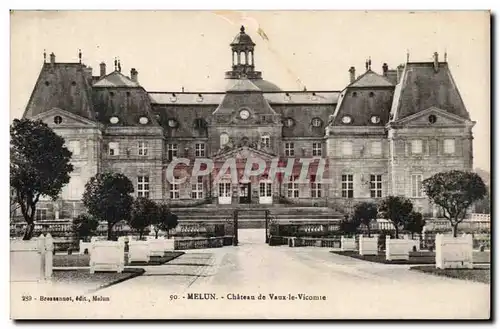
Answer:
[{"left": 9, "top": 10, "right": 491, "bottom": 319}]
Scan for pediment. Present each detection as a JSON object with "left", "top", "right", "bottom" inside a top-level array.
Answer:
[
  {"left": 393, "top": 107, "right": 472, "bottom": 126},
  {"left": 213, "top": 145, "right": 276, "bottom": 161},
  {"left": 30, "top": 108, "right": 98, "bottom": 128}
]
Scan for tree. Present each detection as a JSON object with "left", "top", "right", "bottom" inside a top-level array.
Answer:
[
  {"left": 378, "top": 196, "right": 413, "bottom": 239},
  {"left": 157, "top": 203, "right": 179, "bottom": 239},
  {"left": 352, "top": 202, "right": 378, "bottom": 237},
  {"left": 422, "top": 170, "right": 487, "bottom": 237},
  {"left": 72, "top": 214, "right": 99, "bottom": 242},
  {"left": 474, "top": 188, "right": 490, "bottom": 214},
  {"left": 338, "top": 214, "right": 361, "bottom": 236},
  {"left": 82, "top": 172, "right": 134, "bottom": 240},
  {"left": 130, "top": 197, "right": 158, "bottom": 239},
  {"left": 404, "top": 211, "right": 426, "bottom": 239},
  {"left": 10, "top": 118, "right": 73, "bottom": 240}
]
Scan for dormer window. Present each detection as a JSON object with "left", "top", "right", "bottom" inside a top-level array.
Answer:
[
  {"left": 311, "top": 117, "right": 322, "bottom": 127},
  {"left": 109, "top": 91, "right": 115, "bottom": 97},
  {"left": 196, "top": 94, "right": 203, "bottom": 102},
  {"left": 71, "top": 81, "right": 77, "bottom": 86},
  {"left": 369, "top": 92, "right": 375, "bottom": 97},
  {"left": 428, "top": 115, "right": 437, "bottom": 124},
  {"left": 170, "top": 93, "right": 177, "bottom": 102},
  {"left": 284, "top": 93, "right": 291, "bottom": 101},
  {"left": 110, "top": 116, "right": 119, "bottom": 124},
  {"left": 342, "top": 115, "right": 352, "bottom": 124},
  {"left": 370, "top": 115, "right": 380, "bottom": 124},
  {"left": 53, "top": 116, "right": 63, "bottom": 124},
  {"left": 194, "top": 118, "right": 206, "bottom": 129},
  {"left": 283, "top": 117, "right": 295, "bottom": 127},
  {"left": 44, "top": 81, "right": 50, "bottom": 86},
  {"left": 139, "top": 117, "right": 149, "bottom": 125},
  {"left": 168, "top": 119, "right": 178, "bottom": 128},
  {"left": 352, "top": 92, "right": 358, "bottom": 97}
]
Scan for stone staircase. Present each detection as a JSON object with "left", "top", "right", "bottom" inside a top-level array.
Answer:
[{"left": 170, "top": 204, "right": 344, "bottom": 229}]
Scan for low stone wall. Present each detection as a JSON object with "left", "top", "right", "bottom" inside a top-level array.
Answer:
[
  {"left": 290, "top": 237, "right": 341, "bottom": 248},
  {"left": 174, "top": 237, "right": 224, "bottom": 250}
]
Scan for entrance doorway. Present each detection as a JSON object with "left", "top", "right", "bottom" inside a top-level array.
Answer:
[
  {"left": 259, "top": 180, "right": 272, "bottom": 204},
  {"left": 218, "top": 181, "right": 232, "bottom": 204},
  {"left": 239, "top": 182, "right": 251, "bottom": 204}
]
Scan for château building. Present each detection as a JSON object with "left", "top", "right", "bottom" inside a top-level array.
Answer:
[{"left": 20, "top": 26, "right": 474, "bottom": 222}]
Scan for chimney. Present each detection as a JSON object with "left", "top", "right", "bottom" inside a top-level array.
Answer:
[
  {"left": 83, "top": 66, "right": 93, "bottom": 83},
  {"left": 382, "top": 63, "right": 389, "bottom": 76},
  {"left": 130, "top": 68, "right": 138, "bottom": 83},
  {"left": 99, "top": 62, "right": 106, "bottom": 77},
  {"left": 433, "top": 52, "right": 439, "bottom": 72},
  {"left": 50, "top": 52, "right": 56, "bottom": 65},
  {"left": 348, "top": 66, "right": 356, "bottom": 83},
  {"left": 396, "top": 64, "right": 405, "bottom": 84}
]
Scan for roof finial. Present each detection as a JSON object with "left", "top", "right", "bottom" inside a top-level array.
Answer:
[
  {"left": 78, "top": 49, "right": 82, "bottom": 63},
  {"left": 406, "top": 49, "right": 410, "bottom": 62},
  {"left": 181, "top": 86, "right": 185, "bottom": 92},
  {"left": 365, "top": 60, "right": 369, "bottom": 71},
  {"left": 117, "top": 59, "right": 121, "bottom": 72},
  {"left": 114, "top": 57, "right": 117, "bottom": 71},
  {"left": 43, "top": 49, "right": 46, "bottom": 63},
  {"left": 240, "top": 25, "right": 245, "bottom": 33},
  {"left": 368, "top": 56, "right": 372, "bottom": 70}
]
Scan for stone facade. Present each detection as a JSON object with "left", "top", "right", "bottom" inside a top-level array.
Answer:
[{"left": 19, "top": 28, "right": 474, "bottom": 220}]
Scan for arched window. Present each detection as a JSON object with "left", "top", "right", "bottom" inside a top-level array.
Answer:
[
  {"left": 220, "top": 133, "right": 229, "bottom": 147},
  {"left": 240, "top": 51, "right": 245, "bottom": 65}
]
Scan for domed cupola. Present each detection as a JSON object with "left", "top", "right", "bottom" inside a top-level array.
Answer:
[{"left": 225, "top": 26, "right": 262, "bottom": 80}]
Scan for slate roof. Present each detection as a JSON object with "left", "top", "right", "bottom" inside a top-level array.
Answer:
[
  {"left": 390, "top": 62, "right": 470, "bottom": 121},
  {"left": 273, "top": 104, "right": 336, "bottom": 138},
  {"left": 148, "top": 91, "right": 340, "bottom": 105},
  {"left": 348, "top": 70, "right": 394, "bottom": 88},
  {"left": 330, "top": 69, "right": 395, "bottom": 126},
  {"left": 92, "top": 87, "right": 159, "bottom": 127},
  {"left": 93, "top": 71, "right": 140, "bottom": 88},
  {"left": 23, "top": 63, "right": 95, "bottom": 120},
  {"left": 152, "top": 104, "right": 215, "bottom": 138},
  {"left": 226, "top": 78, "right": 261, "bottom": 92}
]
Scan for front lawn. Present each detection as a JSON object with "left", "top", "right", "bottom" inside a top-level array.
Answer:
[
  {"left": 331, "top": 250, "right": 490, "bottom": 265},
  {"left": 410, "top": 265, "right": 490, "bottom": 284},
  {"left": 52, "top": 268, "right": 145, "bottom": 293}
]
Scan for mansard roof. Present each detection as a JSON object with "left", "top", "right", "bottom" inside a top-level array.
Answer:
[
  {"left": 348, "top": 70, "right": 394, "bottom": 88},
  {"left": 390, "top": 62, "right": 470, "bottom": 121},
  {"left": 93, "top": 70, "right": 140, "bottom": 88},
  {"left": 23, "top": 62, "right": 95, "bottom": 120},
  {"left": 330, "top": 69, "right": 395, "bottom": 127}
]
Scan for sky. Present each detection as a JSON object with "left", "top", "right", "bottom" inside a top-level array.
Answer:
[{"left": 9, "top": 10, "right": 490, "bottom": 171}]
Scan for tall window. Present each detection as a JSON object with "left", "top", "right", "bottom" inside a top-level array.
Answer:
[
  {"left": 341, "top": 174, "right": 354, "bottom": 198},
  {"left": 167, "top": 144, "right": 178, "bottom": 161},
  {"left": 191, "top": 176, "right": 203, "bottom": 199},
  {"left": 310, "top": 175, "right": 322, "bottom": 198},
  {"left": 287, "top": 176, "right": 299, "bottom": 198},
  {"left": 411, "top": 174, "right": 423, "bottom": 198},
  {"left": 259, "top": 182, "right": 272, "bottom": 197},
  {"left": 195, "top": 143, "right": 205, "bottom": 157},
  {"left": 371, "top": 141, "right": 382, "bottom": 156},
  {"left": 411, "top": 140, "right": 423, "bottom": 154},
  {"left": 312, "top": 143, "right": 322, "bottom": 156},
  {"left": 108, "top": 142, "right": 119, "bottom": 156},
  {"left": 370, "top": 174, "right": 382, "bottom": 198},
  {"left": 444, "top": 139, "right": 455, "bottom": 154},
  {"left": 220, "top": 133, "right": 229, "bottom": 146},
  {"left": 170, "top": 176, "right": 180, "bottom": 199},
  {"left": 261, "top": 135, "right": 270, "bottom": 148},
  {"left": 138, "top": 141, "right": 148, "bottom": 156},
  {"left": 35, "top": 208, "right": 47, "bottom": 221},
  {"left": 68, "top": 140, "right": 81, "bottom": 156},
  {"left": 342, "top": 141, "right": 353, "bottom": 156},
  {"left": 137, "top": 176, "right": 150, "bottom": 198},
  {"left": 285, "top": 142, "right": 295, "bottom": 156}
]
